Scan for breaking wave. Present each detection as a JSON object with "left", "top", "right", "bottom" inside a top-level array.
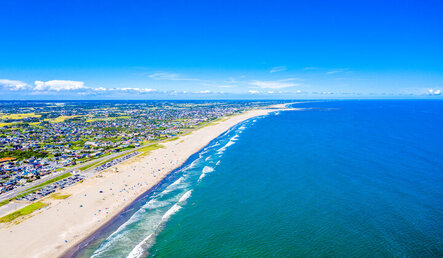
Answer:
[
  {"left": 127, "top": 190, "right": 192, "bottom": 258},
  {"left": 198, "top": 166, "right": 215, "bottom": 181},
  {"left": 88, "top": 119, "right": 256, "bottom": 258}
]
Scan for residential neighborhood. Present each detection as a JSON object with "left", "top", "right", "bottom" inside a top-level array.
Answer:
[{"left": 0, "top": 101, "right": 266, "bottom": 196}]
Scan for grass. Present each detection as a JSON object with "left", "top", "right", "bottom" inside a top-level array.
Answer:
[
  {"left": 0, "top": 199, "right": 11, "bottom": 207},
  {"left": 50, "top": 193, "right": 71, "bottom": 199},
  {"left": 79, "top": 160, "right": 102, "bottom": 171},
  {"left": 48, "top": 115, "right": 80, "bottom": 123},
  {"left": 85, "top": 116, "right": 130, "bottom": 122},
  {"left": 81, "top": 143, "right": 163, "bottom": 171},
  {"left": 138, "top": 143, "right": 164, "bottom": 152},
  {"left": 15, "top": 173, "right": 72, "bottom": 199},
  {"left": 83, "top": 152, "right": 131, "bottom": 171},
  {"left": 0, "top": 202, "right": 48, "bottom": 223},
  {"left": 0, "top": 113, "right": 41, "bottom": 120},
  {"left": 162, "top": 136, "right": 180, "bottom": 142},
  {"left": 0, "top": 122, "right": 18, "bottom": 127},
  {"left": 142, "top": 140, "right": 157, "bottom": 145},
  {"left": 138, "top": 143, "right": 164, "bottom": 156},
  {"left": 119, "top": 145, "right": 135, "bottom": 152},
  {"left": 188, "top": 117, "right": 225, "bottom": 131}
]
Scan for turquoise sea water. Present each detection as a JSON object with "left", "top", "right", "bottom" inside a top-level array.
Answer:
[{"left": 76, "top": 100, "right": 443, "bottom": 257}]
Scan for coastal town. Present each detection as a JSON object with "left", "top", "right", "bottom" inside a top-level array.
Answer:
[{"left": 0, "top": 101, "right": 268, "bottom": 206}]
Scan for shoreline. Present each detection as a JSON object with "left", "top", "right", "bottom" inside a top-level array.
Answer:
[
  {"left": 62, "top": 125, "right": 224, "bottom": 257},
  {"left": 0, "top": 105, "right": 295, "bottom": 258}
]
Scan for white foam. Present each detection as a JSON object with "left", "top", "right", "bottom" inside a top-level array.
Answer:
[
  {"left": 161, "top": 203, "right": 182, "bottom": 221},
  {"left": 188, "top": 157, "right": 201, "bottom": 168},
  {"left": 216, "top": 134, "right": 240, "bottom": 154},
  {"left": 126, "top": 191, "right": 192, "bottom": 258},
  {"left": 202, "top": 166, "right": 214, "bottom": 173},
  {"left": 91, "top": 196, "right": 169, "bottom": 257},
  {"left": 178, "top": 190, "right": 192, "bottom": 203},
  {"left": 228, "top": 139, "right": 238, "bottom": 145},
  {"left": 158, "top": 177, "right": 186, "bottom": 196},
  {"left": 94, "top": 118, "right": 249, "bottom": 257},
  {"left": 126, "top": 233, "right": 154, "bottom": 258},
  {"left": 144, "top": 199, "right": 169, "bottom": 210},
  {"left": 198, "top": 166, "right": 215, "bottom": 181},
  {"left": 198, "top": 173, "right": 206, "bottom": 181}
]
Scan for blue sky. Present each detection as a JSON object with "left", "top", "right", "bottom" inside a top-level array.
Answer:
[{"left": 1, "top": 0, "right": 442, "bottom": 99}]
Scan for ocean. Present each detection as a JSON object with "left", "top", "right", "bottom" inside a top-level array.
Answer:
[{"left": 75, "top": 100, "right": 443, "bottom": 257}]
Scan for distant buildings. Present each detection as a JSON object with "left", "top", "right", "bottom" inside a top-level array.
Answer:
[{"left": 0, "top": 101, "right": 267, "bottom": 195}]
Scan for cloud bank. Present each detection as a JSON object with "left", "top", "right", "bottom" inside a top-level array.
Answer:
[
  {"left": 249, "top": 79, "right": 300, "bottom": 89},
  {"left": 0, "top": 79, "right": 29, "bottom": 91}
]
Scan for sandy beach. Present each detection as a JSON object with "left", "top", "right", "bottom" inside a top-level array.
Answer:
[{"left": 0, "top": 107, "right": 292, "bottom": 258}]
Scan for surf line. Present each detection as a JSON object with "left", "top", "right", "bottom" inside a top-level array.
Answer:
[{"left": 62, "top": 118, "right": 258, "bottom": 258}]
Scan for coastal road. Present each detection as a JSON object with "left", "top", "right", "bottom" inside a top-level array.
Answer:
[
  {"left": 0, "top": 144, "right": 154, "bottom": 217},
  {"left": 0, "top": 115, "right": 220, "bottom": 202},
  {"left": 0, "top": 108, "right": 272, "bottom": 215},
  {"left": 0, "top": 143, "right": 154, "bottom": 202}
]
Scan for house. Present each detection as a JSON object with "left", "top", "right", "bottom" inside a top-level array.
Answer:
[{"left": 0, "top": 157, "right": 16, "bottom": 164}]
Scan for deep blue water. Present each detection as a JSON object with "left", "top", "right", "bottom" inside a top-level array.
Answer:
[{"left": 78, "top": 100, "right": 443, "bottom": 257}]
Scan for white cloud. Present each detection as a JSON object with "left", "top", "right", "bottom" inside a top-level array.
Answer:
[
  {"left": 248, "top": 90, "right": 260, "bottom": 94},
  {"left": 137, "top": 88, "right": 157, "bottom": 93},
  {"left": 429, "top": 89, "right": 441, "bottom": 95},
  {"left": 34, "top": 80, "right": 87, "bottom": 91},
  {"left": 107, "top": 87, "right": 157, "bottom": 94},
  {"left": 270, "top": 66, "right": 287, "bottom": 73},
  {"left": 249, "top": 79, "right": 300, "bottom": 89},
  {"left": 1, "top": 78, "right": 160, "bottom": 95},
  {"left": 196, "top": 90, "right": 212, "bottom": 94},
  {"left": 326, "top": 68, "right": 350, "bottom": 75},
  {"left": 93, "top": 87, "right": 107, "bottom": 92},
  {"left": 0, "top": 79, "right": 29, "bottom": 90},
  {"left": 148, "top": 72, "right": 200, "bottom": 81}
]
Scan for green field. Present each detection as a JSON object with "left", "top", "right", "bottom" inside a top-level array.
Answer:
[
  {"left": 50, "top": 193, "right": 72, "bottom": 199},
  {"left": 0, "top": 202, "right": 48, "bottom": 223},
  {"left": 0, "top": 113, "right": 41, "bottom": 120},
  {"left": 138, "top": 143, "right": 164, "bottom": 156}
]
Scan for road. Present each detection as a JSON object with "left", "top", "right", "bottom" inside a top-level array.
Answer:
[
  {"left": 0, "top": 111, "right": 248, "bottom": 214},
  {"left": 0, "top": 143, "right": 154, "bottom": 202}
]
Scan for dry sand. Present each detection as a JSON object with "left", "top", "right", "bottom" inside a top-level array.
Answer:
[{"left": 0, "top": 107, "right": 292, "bottom": 258}]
